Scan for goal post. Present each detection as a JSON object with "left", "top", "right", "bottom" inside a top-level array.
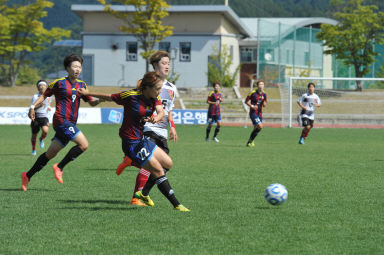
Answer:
[{"left": 284, "top": 77, "right": 384, "bottom": 128}]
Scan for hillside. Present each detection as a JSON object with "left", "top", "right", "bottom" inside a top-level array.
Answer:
[{"left": 9, "top": 0, "right": 384, "bottom": 78}]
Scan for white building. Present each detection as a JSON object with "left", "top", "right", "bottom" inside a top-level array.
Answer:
[{"left": 72, "top": 4, "right": 337, "bottom": 88}]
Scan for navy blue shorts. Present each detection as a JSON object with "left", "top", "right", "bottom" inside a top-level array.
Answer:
[
  {"left": 250, "top": 113, "right": 263, "bottom": 126},
  {"left": 121, "top": 137, "right": 157, "bottom": 168},
  {"left": 207, "top": 114, "right": 221, "bottom": 124},
  {"left": 52, "top": 121, "right": 81, "bottom": 147}
]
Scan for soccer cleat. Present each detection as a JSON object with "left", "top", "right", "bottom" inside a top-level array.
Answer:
[
  {"left": 205, "top": 138, "right": 209, "bottom": 142},
  {"left": 40, "top": 139, "right": 44, "bottom": 149},
  {"left": 53, "top": 163, "right": 63, "bottom": 184},
  {"left": 299, "top": 137, "right": 305, "bottom": 145},
  {"left": 174, "top": 204, "right": 190, "bottom": 212},
  {"left": 246, "top": 141, "right": 255, "bottom": 147},
  {"left": 213, "top": 137, "right": 220, "bottom": 143},
  {"left": 130, "top": 197, "right": 147, "bottom": 207},
  {"left": 21, "top": 172, "right": 29, "bottom": 191},
  {"left": 116, "top": 156, "right": 132, "bottom": 175},
  {"left": 134, "top": 190, "right": 154, "bottom": 206},
  {"left": 32, "top": 150, "right": 36, "bottom": 156}
]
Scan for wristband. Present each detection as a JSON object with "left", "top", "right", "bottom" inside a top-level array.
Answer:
[
  {"left": 30, "top": 105, "right": 35, "bottom": 109},
  {"left": 169, "top": 120, "right": 175, "bottom": 128}
]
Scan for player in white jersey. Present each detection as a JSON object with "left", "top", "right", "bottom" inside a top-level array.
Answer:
[
  {"left": 116, "top": 50, "right": 179, "bottom": 206},
  {"left": 297, "top": 82, "right": 321, "bottom": 144},
  {"left": 30, "top": 80, "right": 52, "bottom": 155}
]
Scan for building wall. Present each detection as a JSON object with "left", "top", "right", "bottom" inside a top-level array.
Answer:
[
  {"left": 163, "top": 13, "right": 222, "bottom": 34},
  {"left": 82, "top": 33, "right": 220, "bottom": 87}
]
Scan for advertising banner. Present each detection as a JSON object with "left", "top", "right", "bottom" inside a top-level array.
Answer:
[{"left": 0, "top": 107, "right": 101, "bottom": 124}]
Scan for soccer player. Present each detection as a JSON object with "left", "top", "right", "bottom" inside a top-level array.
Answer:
[
  {"left": 78, "top": 71, "right": 190, "bottom": 212},
  {"left": 29, "top": 80, "right": 52, "bottom": 156},
  {"left": 297, "top": 82, "right": 321, "bottom": 144},
  {"left": 116, "top": 50, "right": 178, "bottom": 206},
  {"left": 21, "top": 54, "right": 103, "bottom": 191},
  {"left": 205, "top": 81, "right": 223, "bottom": 142},
  {"left": 245, "top": 80, "right": 267, "bottom": 147}
]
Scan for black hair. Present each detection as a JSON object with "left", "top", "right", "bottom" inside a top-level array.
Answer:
[
  {"left": 63, "top": 54, "right": 83, "bottom": 69},
  {"left": 308, "top": 82, "right": 316, "bottom": 88}
]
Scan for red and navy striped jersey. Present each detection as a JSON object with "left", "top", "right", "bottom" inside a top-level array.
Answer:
[
  {"left": 111, "top": 90, "right": 162, "bottom": 140},
  {"left": 207, "top": 91, "right": 222, "bottom": 116},
  {"left": 246, "top": 90, "right": 267, "bottom": 117},
  {"left": 44, "top": 77, "right": 93, "bottom": 127}
]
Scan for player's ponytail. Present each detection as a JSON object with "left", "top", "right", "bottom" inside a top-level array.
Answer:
[
  {"left": 136, "top": 79, "right": 143, "bottom": 90},
  {"left": 137, "top": 71, "right": 162, "bottom": 92}
]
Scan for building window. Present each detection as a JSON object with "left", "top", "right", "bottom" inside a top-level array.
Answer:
[
  {"left": 180, "top": 42, "right": 191, "bottom": 62},
  {"left": 159, "top": 42, "right": 170, "bottom": 53},
  {"left": 240, "top": 47, "right": 258, "bottom": 62},
  {"left": 126, "top": 42, "right": 138, "bottom": 61}
]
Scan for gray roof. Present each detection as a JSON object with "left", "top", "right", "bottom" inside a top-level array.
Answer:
[
  {"left": 72, "top": 4, "right": 253, "bottom": 38},
  {"left": 241, "top": 17, "right": 338, "bottom": 39}
]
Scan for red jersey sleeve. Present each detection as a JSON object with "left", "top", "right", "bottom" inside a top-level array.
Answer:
[
  {"left": 155, "top": 96, "right": 162, "bottom": 106},
  {"left": 111, "top": 92, "right": 125, "bottom": 105},
  {"left": 44, "top": 80, "right": 57, "bottom": 97}
]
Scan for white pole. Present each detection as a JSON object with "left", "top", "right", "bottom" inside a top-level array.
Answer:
[{"left": 289, "top": 77, "right": 293, "bottom": 128}]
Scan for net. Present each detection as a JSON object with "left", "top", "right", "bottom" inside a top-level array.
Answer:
[{"left": 281, "top": 77, "right": 384, "bottom": 128}]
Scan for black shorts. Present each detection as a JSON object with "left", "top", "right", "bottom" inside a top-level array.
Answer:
[
  {"left": 301, "top": 118, "right": 314, "bottom": 128},
  {"left": 143, "top": 131, "right": 169, "bottom": 154},
  {"left": 30, "top": 117, "right": 49, "bottom": 134}
]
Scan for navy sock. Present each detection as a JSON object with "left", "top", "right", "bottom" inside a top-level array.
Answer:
[
  {"left": 58, "top": 145, "right": 84, "bottom": 171},
  {"left": 213, "top": 127, "right": 220, "bottom": 137},
  {"left": 206, "top": 127, "right": 211, "bottom": 139},
  {"left": 26, "top": 152, "right": 49, "bottom": 180},
  {"left": 156, "top": 175, "right": 180, "bottom": 207}
]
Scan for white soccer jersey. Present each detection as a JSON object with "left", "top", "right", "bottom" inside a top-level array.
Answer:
[
  {"left": 30, "top": 93, "right": 51, "bottom": 118},
  {"left": 144, "top": 80, "right": 176, "bottom": 138},
  {"left": 297, "top": 92, "right": 321, "bottom": 120}
]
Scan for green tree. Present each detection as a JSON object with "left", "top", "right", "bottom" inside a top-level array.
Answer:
[
  {"left": 99, "top": 0, "right": 173, "bottom": 72},
  {"left": 0, "top": 0, "right": 70, "bottom": 87},
  {"left": 317, "top": 0, "right": 384, "bottom": 91},
  {"left": 207, "top": 44, "right": 240, "bottom": 88}
]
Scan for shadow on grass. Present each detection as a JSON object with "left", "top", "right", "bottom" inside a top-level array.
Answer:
[
  {"left": 59, "top": 199, "right": 129, "bottom": 205},
  {"left": 254, "top": 206, "right": 281, "bottom": 210},
  {"left": 84, "top": 168, "right": 137, "bottom": 172},
  {"left": 59, "top": 206, "right": 139, "bottom": 211},
  {"left": 58, "top": 199, "right": 142, "bottom": 211},
  {"left": 0, "top": 188, "right": 52, "bottom": 192},
  {"left": 0, "top": 153, "right": 33, "bottom": 156}
]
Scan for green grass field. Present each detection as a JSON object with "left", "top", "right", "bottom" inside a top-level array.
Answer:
[{"left": 0, "top": 125, "right": 383, "bottom": 254}]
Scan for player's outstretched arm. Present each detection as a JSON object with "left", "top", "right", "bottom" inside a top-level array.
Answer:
[
  {"left": 78, "top": 88, "right": 113, "bottom": 102},
  {"left": 152, "top": 104, "right": 165, "bottom": 123}
]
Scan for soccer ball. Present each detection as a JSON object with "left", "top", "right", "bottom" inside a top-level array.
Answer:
[{"left": 265, "top": 183, "right": 288, "bottom": 205}]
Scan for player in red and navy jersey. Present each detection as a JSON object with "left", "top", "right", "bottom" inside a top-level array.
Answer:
[
  {"left": 205, "top": 81, "right": 223, "bottom": 142},
  {"left": 78, "top": 71, "right": 189, "bottom": 212},
  {"left": 245, "top": 80, "right": 267, "bottom": 147},
  {"left": 21, "top": 54, "right": 103, "bottom": 191},
  {"left": 116, "top": 51, "right": 179, "bottom": 207}
]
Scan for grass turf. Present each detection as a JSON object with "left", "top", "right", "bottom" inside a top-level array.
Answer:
[{"left": 0, "top": 125, "right": 383, "bottom": 254}]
